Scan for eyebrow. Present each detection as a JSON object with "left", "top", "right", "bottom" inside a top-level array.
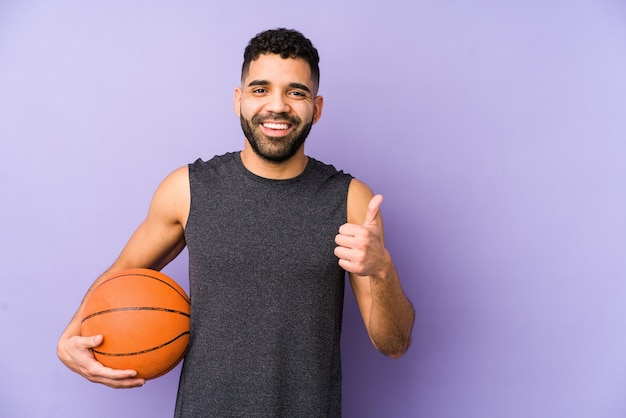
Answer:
[{"left": 247, "top": 79, "right": 312, "bottom": 94}]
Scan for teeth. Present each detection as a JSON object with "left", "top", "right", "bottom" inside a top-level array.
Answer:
[{"left": 263, "top": 122, "right": 289, "bottom": 130}]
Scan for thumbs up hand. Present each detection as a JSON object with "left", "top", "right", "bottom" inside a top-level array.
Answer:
[{"left": 334, "top": 194, "right": 389, "bottom": 277}]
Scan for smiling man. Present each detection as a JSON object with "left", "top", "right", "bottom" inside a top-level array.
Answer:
[
  {"left": 237, "top": 55, "right": 320, "bottom": 165},
  {"left": 57, "top": 28, "right": 415, "bottom": 417}
]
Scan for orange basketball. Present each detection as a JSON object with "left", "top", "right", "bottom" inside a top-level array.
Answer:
[{"left": 80, "top": 268, "right": 190, "bottom": 380}]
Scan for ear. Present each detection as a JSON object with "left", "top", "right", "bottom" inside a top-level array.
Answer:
[
  {"left": 312, "top": 95, "right": 324, "bottom": 125},
  {"left": 234, "top": 87, "right": 242, "bottom": 117}
]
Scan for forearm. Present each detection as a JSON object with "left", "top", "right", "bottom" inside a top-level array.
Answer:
[
  {"left": 57, "top": 269, "right": 111, "bottom": 360},
  {"left": 366, "top": 257, "right": 415, "bottom": 358}
]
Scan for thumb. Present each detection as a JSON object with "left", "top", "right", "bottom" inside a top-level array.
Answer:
[
  {"left": 84, "top": 334, "right": 104, "bottom": 349},
  {"left": 363, "top": 194, "right": 383, "bottom": 226}
]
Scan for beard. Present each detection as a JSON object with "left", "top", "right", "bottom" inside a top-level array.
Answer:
[{"left": 240, "top": 112, "right": 313, "bottom": 163}]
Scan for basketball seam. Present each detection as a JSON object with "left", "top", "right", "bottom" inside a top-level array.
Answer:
[
  {"left": 91, "top": 331, "right": 190, "bottom": 357},
  {"left": 102, "top": 272, "right": 191, "bottom": 304},
  {"left": 81, "top": 306, "right": 190, "bottom": 322}
]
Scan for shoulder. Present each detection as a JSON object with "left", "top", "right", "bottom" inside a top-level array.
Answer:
[
  {"left": 347, "top": 178, "right": 375, "bottom": 224},
  {"left": 149, "top": 165, "right": 190, "bottom": 224},
  {"left": 159, "top": 165, "right": 189, "bottom": 192}
]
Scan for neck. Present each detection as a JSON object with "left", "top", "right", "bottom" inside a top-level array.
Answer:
[{"left": 239, "top": 145, "right": 308, "bottom": 180}]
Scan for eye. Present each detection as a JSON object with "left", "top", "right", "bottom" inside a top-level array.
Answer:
[
  {"left": 289, "top": 90, "right": 307, "bottom": 98},
  {"left": 251, "top": 88, "right": 267, "bottom": 94}
]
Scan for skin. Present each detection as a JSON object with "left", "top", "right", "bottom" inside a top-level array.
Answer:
[{"left": 57, "top": 53, "right": 415, "bottom": 389}]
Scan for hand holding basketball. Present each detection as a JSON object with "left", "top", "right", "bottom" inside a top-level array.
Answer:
[
  {"left": 80, "top": 269, "right": 190, "bottom": 380},
  {"left": 58, "top": 268, "right": 190, "bottom": 387},
  {"left": 58, "top": 333, "right": 145, "bottom": 388}
]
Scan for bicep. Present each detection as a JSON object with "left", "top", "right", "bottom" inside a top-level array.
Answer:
[
  {"left": 346, "top": 178, "right": 383, "bottom": 227},
  {"left": 111, "top": 166, "right": 189, "bottom": 271}
]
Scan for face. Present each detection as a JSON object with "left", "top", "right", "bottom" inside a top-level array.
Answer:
[{"left": 235, "top": 54, "right": 323, "bottom": 163}]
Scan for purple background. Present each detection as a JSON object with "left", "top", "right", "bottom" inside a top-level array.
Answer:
[{"left": 2, "top": 1, "right": 626, "bottom": 417}]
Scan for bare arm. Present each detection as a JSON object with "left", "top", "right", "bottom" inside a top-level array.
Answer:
[
  {"left": 334, "top": 179, "right": 415, "bottom": 358},
  {"left": 57, "top": 166, "right": 190, "bottom": 388}
]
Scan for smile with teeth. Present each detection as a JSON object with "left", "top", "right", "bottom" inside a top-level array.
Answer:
[{"left": 263, "top": 122, "right": 290, "bottom": 130}]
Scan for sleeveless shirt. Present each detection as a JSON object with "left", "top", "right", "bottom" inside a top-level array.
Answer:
[{"left": 174, "top": 152, "right": 353, "bottom": 417}]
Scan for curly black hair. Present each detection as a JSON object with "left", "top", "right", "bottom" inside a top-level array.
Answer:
[{"left": 241, "top": 28, "right": 320, "bottom": 86}]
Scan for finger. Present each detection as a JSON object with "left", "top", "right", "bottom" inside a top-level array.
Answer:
[
  {"left": 75, "top": 335, "right": 142, "bottom": 382},
  {"left": 337, "top": 258, "right": 353, "bottom": 272},
  {"left": 337, "top": 223, "right": 361, "bottom": 237},
  {"left": 83, "top": 356, "right": 144, "bottom": 387},
  {"left": 93, "top": 362, "right": 139, "bottom": 379},
  {"left": 334, "top": 244, "right": 353, "bottom": 261},
  {"left": 91, "top": 373, "right": 145, "bottom": 389},
  {"left": 335, "top": 230, "right": 356, "bottom": 247},
  {"left": 336, "top": 255, "right": 366, "bottom": 275},
  {"left": 96, "top": 368, "right": 144, "bottom": 386},
  {"left": 363, "top": 194, "right": 383, "bottom": 226},
  {"left": 80, "top": 334, "right": 104, "bottom": 349}
]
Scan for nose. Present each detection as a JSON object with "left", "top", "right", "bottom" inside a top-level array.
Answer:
[{"left": 265, "top": 91, "right": 291, "bottom": 114}]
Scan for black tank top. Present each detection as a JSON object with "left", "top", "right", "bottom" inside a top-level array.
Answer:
[{"left": 175, "top": 152, "right": 353, "bottom": 417}]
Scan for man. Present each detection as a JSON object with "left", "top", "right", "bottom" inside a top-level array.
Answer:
[{"left": 58, "top": 28, "right": 415, "bottom": 416}]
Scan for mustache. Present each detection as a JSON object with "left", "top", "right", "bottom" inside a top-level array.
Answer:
[{"left": 251, "top": 112, "right": 300, "bottom": 125}]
